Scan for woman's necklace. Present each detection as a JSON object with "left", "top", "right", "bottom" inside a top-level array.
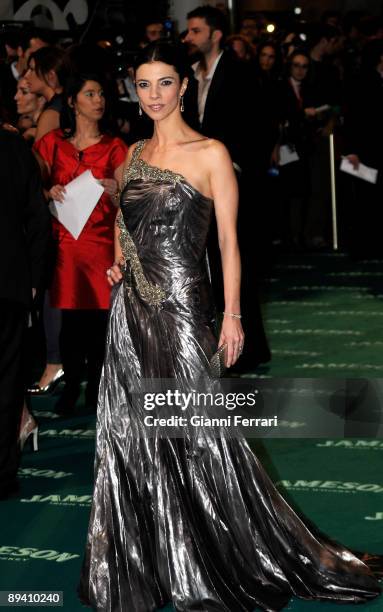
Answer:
[{"left": 71, "top": 132, "right": 102, "bottom": 149}]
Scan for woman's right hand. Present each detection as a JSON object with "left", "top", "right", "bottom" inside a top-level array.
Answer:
[
  {"left": 106, "top": 261, "right": 124, "bottom": 286},
  {"left": 49, "top": 184, "right": 66, "bottom": 202}
]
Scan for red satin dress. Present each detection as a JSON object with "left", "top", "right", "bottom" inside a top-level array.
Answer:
[{"left": 34, "top": 129, "right": 128, "bottom": 309}]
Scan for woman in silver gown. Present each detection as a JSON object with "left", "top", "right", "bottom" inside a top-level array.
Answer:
[{"left": 79, "top": 43, "right": 381, "bottom": 611}]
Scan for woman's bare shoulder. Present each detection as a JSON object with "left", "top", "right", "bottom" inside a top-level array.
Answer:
[
  {"left": 204, "top": 138, "right": 229, "bottom": 154},
  {"left": 199, "top": 138, "right": 232, "bottom": 168},
  {"left": 182, "top": 136, "right": 229, "bottom": 161}
]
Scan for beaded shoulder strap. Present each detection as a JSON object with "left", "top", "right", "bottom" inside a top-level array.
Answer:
[
  {"left": 132, "top": 139, "right": 146, "bottom": 162},
  {"left": 116, "top": 211, "right": 165, "bottom": 307},
  {"left": 121, "top": 140, "right": 146, "bottom": 189},
  {"left": 116, "top": 139, "right": 166, "bottom": 308}
]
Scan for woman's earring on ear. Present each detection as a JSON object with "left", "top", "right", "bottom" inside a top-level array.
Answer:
[
  {"left": 180, "top": 96, "right": 184, "bottom": 113},
  {"left": 138, "top": 103, "right": 143, "bottom": 117}
]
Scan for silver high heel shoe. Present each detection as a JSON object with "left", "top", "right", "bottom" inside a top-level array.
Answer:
[
  {"left": 19, "top": 414, "right": 39, "bottom": 452},
  {"left": 28, "top": 368, "right": 64, "bottom": 395}
]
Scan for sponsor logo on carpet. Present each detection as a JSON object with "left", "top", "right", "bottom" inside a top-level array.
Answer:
[
  {"left": 40, "top": 429, "right": 95, "bottom": 438},
  {"left": 297, "top": 363, "right": 383, "bottom": 371},
  {"left": 18, "top": 468, "right": 74, "bottom": 479},
  {"left": 262, "top": 386, "right": 334, "bottom": 397},
  {"left": 270, "top": 329, "right": 362, "bottom": 336},
  {"left": 317, "top": 441, "right": 383, "bottom": 451},
  {"left": 244, "top": 374, "right": 272, "bottom": 379},
  {"left": 329, "top": 272, "right": 383, "bottom": 277},
  {"left": 271, "top": 350, "right": 322, "bottom": 357},
  {"left": 278, "top": 420, "right": 306, "bottom": 429},
  {"left": 21, "top": 494, "right": 92, "bottom": 506},
  {"left": 365, "top": 512, "right": 383, "bottom": 521},
  {"left": 346, "top": 341, "right": 383, "bottom": 347},
  {"left": 269, "top": 301, "right": 331, "bottom": 306},
  {"left": 0, "top": 546, "right": 79, "bottom": 563},
  {"left": 31, "top": 410, "right": 60, "bottom": 419},
  {"left": 289, "top": 286, "right": 368, "bottom": 291},
  {"left": 266, "top": 319, "right": 291, "bottom": 324},
  {"left": 277, "top": 480, "right": 383, "bottom": 494},
  {"left": 316, "top": 311, "right": 383, "bottom": 316}
]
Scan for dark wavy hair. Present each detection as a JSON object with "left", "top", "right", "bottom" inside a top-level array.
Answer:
[
  {"left": 60, "top": 72, "right": 112, "bottom": 137},
  {"left": 255, "top": 40, "right": 283, "bottom": 75},
  {"left": 133, "top": 41, "right": 192, "bottom": 81},
  {"left": 28, "top": 46, "right": 68, "bottom": 87},
  {"left": 187, "top": 5, "right": 229, "bottom": 46}
]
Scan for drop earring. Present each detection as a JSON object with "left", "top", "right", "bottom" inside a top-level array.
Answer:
[
  {"left": 138, "top": 103, "right": 143, "bottom": 117},
  {"left": 180, "top": 96, "right": 184, "bottom": 113}
]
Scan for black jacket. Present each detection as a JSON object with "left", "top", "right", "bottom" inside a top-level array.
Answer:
[
  {"left": 198, "top": 51, "right": 251, "bottom": 168},
  {"left": 344, "top": 70, "right": 383, "bottom": 170},
  {"left": 0, "top": 130, "right": 51, "bottom": 306},
  {"left": 0, "top": 62, "right": 17, "bottom": 122}
]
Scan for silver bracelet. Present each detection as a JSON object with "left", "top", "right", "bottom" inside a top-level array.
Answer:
[{"left": 223, "top": 312, "right": 242, "bottom": 319}]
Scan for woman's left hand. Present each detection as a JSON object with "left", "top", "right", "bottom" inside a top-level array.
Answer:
[
  {"left": 218, "top": 315, "right": 245, "bottom": 368},
  {"left": 99, "top": 178, "right": 118, "bottom": 197}
]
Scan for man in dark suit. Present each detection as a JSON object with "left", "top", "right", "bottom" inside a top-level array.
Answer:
[
  {"left": 343, "top": 39, "right": 383, "bottom": 257},
  {"left": 184, "top": 6, "right": 247, "bottom": 169},
  {"left": 184, "top": 6, "right": 271, "bottom": 369},
  {"left": 0, "top": 129, "right": 50, "bottom": 499}
]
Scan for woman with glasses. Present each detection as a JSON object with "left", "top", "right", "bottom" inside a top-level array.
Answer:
[{"left": 275, "top": 50, "right": 319, "bottom": 248}]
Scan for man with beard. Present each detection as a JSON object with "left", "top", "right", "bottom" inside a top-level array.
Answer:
[
  {"left": 184, "top": 6, "right": 271, "bottom": 370},
  {"left": 184, "top": 5, "right": 246, "bottom": 169}
]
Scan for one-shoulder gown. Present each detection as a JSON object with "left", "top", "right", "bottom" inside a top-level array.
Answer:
[{"left": 79, "top": 140, "right": 381, "bottom": 611}]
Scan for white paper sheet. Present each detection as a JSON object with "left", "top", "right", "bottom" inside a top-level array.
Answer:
[
  {"left": 279, "top": 144, "right": 300, "bottom": 166},
  {"left": 49, "top": 170, "right": 104, "bottom": 239},
  {"left": 340, "top": 158, "right": 378, "bottom": 185}
]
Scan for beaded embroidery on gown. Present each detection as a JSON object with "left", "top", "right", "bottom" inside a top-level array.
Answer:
[{"left": 78, "top": 140, "right": 381, "bottom": 611}]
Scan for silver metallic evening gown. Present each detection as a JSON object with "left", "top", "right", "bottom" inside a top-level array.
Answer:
[{"left": 78, "top": 140, "right": 381, "bottom": 611}]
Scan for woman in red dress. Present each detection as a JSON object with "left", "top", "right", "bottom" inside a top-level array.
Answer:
[{"left": 34, "top": 72, "right": 127, "bottom": 413}]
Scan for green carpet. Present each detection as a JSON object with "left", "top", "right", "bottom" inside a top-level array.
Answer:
[
  {"left": 260, "top": 252, "right": 383, "bottom": 378},
  {"left": 0, "top": 251, "right": 382, "bottom": 611}
]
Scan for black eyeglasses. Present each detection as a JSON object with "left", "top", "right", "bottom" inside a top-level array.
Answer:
[{"left": 292, "top": 63, "right": 309, "bottom": 69}]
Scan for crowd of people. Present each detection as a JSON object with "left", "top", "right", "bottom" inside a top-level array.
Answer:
[
  {"left": 222, "top": 10, "right": 383, "bottom": 257},
  {"left": 0, "top": 5, "right": 382, "bottom": 485}
]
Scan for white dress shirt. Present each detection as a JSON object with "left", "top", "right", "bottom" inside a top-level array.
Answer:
[
  {"left": 192, "top": 51, "right": 223, "bottom": 125},
  {"left": 289, "top": 76, "right": 302, "bottom": 105}
]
